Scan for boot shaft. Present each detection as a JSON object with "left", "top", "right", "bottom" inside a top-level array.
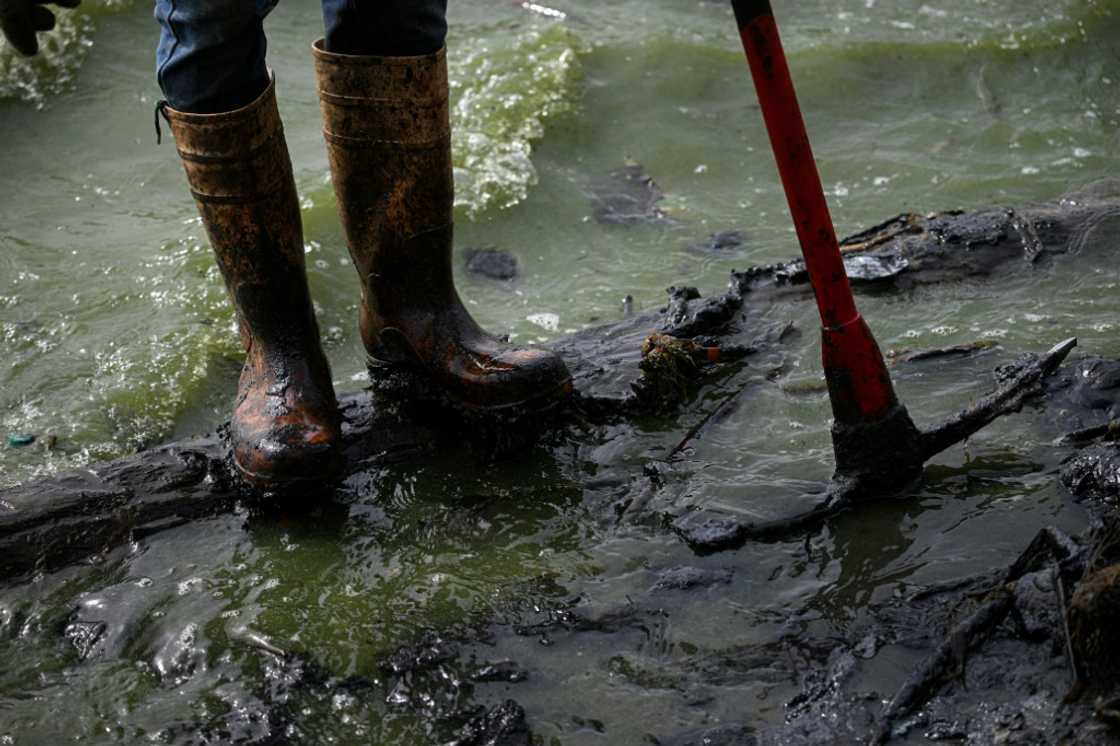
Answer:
[
  {"left": 313, "top": 43, "right": 574, "bottom": 411},
  {"left": 163, "top": 77, "right": 318, "bottom": 352},
  {"left": 164, "top": 76, "right": 343, "bottom": 488},
  {"left": 313, "top": 41, "right": 456, "bottom": 320}
]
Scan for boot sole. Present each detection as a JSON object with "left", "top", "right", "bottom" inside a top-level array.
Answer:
[
  {"left": 366, "top": 352, "right": 574, "bottom": 415},
  {"left": 232, "top": 455, "right": 343, "bottom": 494}
]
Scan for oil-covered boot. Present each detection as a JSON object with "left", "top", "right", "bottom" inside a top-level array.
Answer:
[
  {"left": 162, "top": 77, "right": 342, "bottom": 488},
  {"left": 312, "top": 42, "right": 572, "bottom": 412}
]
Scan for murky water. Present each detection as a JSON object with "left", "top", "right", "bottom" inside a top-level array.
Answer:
[{"left": 1, "top": 0, "right": 1119, "bottom": 743}]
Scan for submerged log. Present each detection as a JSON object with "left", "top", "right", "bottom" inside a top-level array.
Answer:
[{"left": 2, "top": 193, "right": 1117, "bottom": 581}]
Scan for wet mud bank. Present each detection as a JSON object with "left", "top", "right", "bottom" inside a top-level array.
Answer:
[
  {"left": 6, "top": 190, "right": 1114, "bottom": 577},
  {"left": 4, "top": 191, "right": 1120, "bottom": 743}
]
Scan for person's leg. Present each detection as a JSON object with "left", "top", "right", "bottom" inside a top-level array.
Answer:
[
  {"left": 320, "top": 0, "right": 447, "bottom": 57},
  {"left": 312, "top": 4, "right": 573, "bottom": 413},
  {"left": 155, "top": 0, "right": 275, "bottom": 113},
  {"left": 156, "top": 0, "right": 342, "bottom": 488}
]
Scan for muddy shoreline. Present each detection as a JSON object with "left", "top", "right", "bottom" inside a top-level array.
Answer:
[{"left": 3, "top": 193, "right": 1120, "bottom": 744}]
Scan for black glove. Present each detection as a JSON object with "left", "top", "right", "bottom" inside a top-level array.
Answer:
[{"left": 1, "top": 0, "right": 80, "bottom": 56}]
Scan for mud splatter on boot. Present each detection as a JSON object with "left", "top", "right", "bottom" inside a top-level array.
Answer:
[
  {"left": 312, "top": 42, "right": 572, "bottom": 418},
  {"left": 162, "top": 77, "right": 341, "bottom": 490}
]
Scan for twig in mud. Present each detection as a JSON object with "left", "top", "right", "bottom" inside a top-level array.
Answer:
[
  {"left": 666, "top": 380, "right": 753, "bottom": 460},
  {"left": 1057, "top": 419, "right": 1120, "bottom": 446},
  {"left": 873, "top": 591, "right": 1015, "bottom": 745},
  {"left": 905, "top": 567, "right": 1006, "bottom": 603},
  {"left": 918, "top": 337, "right": 1078, "bottom": 461},
  {"left": 1055, "top": 564, "right": 1082, "bottom": 690},
  {"left": 837, "top": 213, "right": 925, "bottom": 254},
  {"left": 874, "top": 524, "right": 1087, "bottom": 744},
  {"left": 1003, "top": 525, "right": 1082, "bottom": 584},
  {"left": 618, "top": 378, "right": 755, "bottom": 526}
]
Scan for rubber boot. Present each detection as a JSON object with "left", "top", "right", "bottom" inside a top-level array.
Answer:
[
  {"left": 162, "top": 77, "right": 342, "bottom": 489},
  {"left": 312, "top": 42, "right": 573, "bottom": 412}
]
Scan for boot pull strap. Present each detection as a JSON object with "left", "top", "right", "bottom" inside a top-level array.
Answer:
[{"left": 154, "top": 100, "right": 171, "bottom": 145}]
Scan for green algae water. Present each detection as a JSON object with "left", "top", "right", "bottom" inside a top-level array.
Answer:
[{"left": 1, "top": 0, "right": 1119, "bottom": 743}]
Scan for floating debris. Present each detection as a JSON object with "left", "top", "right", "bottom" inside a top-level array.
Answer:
[
  {"left": 464, "top": 247, "right": 519, "bottom": 281},
  {"left": 685, "top": 230, "right": 747, "bottom": 255},
  {"left": 634, "top": 334, "right": 706, "bottom": 411},
  {"left": 589, "top": 164, "right": 674, "bottom": 226},
  {"left": 887, "top": 339, "right": 999, "bottom": 364},
  {"left": 622, "top": 294, "right": 634, "bottom": 317}
]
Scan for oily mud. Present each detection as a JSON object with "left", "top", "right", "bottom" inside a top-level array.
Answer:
[
  {"left": 9, "top": 186, "right": 1104, "bottom": 579},
  {"left": 4, "top": 189, "right": 1120, "bottom": 744}
]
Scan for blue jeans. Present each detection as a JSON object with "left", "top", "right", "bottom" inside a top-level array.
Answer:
[{"left": 155, "top": 0, "right": 448, "bottom": 113}]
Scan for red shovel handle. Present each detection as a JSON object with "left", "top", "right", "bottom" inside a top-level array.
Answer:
[
  {"left": 732, "top": 0, "right": 856, "bottom": 329},
  {"left": 732, "top": 0, "right": 897, "bottom": 423}
]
